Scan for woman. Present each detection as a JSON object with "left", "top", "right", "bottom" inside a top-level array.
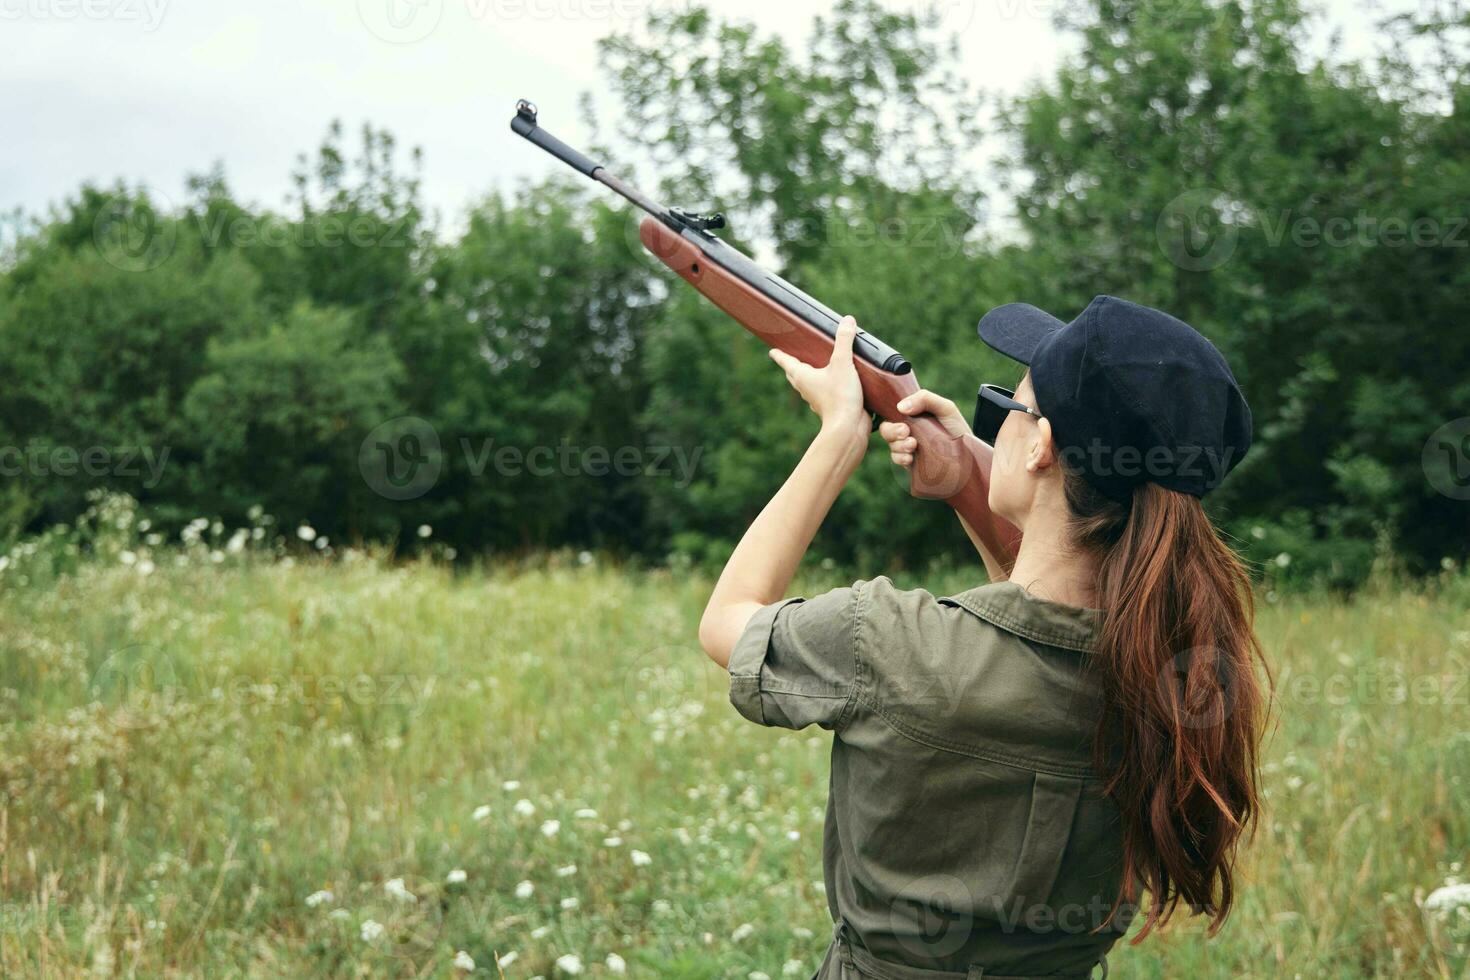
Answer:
[{"left": 698, "top": 296, "right": 1268, "bottom": 979}]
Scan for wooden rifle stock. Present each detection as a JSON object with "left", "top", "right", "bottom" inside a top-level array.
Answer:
[{"left": 639, "top": 218, "right": 1021, "bottom": 570}]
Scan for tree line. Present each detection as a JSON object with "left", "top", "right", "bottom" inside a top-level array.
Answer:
[{"left": 1, "top": 0, "right": 1466, "bottom": 588}]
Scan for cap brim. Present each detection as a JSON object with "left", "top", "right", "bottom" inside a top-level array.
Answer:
[{"left": 977, "top": 303, "right": 1066, "bottom": 365}]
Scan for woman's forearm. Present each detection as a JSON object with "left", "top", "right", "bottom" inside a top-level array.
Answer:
[{"left": 697, "top": 423, "right": 866, "bottom": 668}]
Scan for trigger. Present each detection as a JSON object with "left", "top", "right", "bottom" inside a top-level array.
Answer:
[{"left": 870, "top": 411, "right": 883, "bottom": 433}]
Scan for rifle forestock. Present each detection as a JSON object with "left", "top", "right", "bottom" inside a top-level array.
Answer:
[{"left": 638, "top": 217, "right": 1021, "bottom": 570}]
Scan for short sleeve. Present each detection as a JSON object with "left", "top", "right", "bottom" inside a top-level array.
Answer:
[{"left": 727, "top": 585, "right": 861, "bottom": 731}]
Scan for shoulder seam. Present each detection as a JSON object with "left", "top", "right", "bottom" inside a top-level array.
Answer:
[{"left": 856, "top": 690, "right": 1100, "bottom": 780}]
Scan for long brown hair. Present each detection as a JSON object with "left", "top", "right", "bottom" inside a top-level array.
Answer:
[{"left": 1064, "top": 466, "right": 1269, "bottom": 941}]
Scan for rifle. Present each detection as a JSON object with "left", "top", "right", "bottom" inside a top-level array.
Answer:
[{"left": 510, "top": 99, "right": 1020, "bottom": 569}]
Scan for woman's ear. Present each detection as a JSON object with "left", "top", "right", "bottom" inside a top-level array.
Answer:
[{"left": 1028, "top": 417, "right": 1059, "bottom": 473}]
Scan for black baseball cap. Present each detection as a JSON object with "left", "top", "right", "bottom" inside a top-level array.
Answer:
[{"left": 976, "top": 295, "right": 1252, "bottom": 502}]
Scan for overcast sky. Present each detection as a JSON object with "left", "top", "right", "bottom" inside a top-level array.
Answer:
[{"left": 1, "top": 0, "right": 1412, "bottom": 229}]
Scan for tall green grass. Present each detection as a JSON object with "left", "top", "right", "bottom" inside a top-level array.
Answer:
[{"left": 0, "top": 531, "right": 1466, "bottom": 976}]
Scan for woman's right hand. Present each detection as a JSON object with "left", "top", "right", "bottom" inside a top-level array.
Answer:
[{"left": 877, "top": 389, "right": 970, "bottom": 470}]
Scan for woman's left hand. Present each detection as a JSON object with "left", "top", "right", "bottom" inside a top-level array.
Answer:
[{"left": 769, "top": 315, "right": 869, "bottom": 449}]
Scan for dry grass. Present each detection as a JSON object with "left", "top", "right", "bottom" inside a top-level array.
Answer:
[{"left": 0, "top": 543, "right": 1466, "bottom": 977}]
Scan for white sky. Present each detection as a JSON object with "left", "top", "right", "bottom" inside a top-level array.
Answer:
[{"left": 1, "top": 0, "right": 1414, "bottom": 229}]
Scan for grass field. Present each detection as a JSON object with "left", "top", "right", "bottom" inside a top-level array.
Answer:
[{"left": 1, "top": 525, "right": 1468, "bottom": 976}]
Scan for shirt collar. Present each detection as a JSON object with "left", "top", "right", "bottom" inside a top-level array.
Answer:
[{"left": 942, "top": 580, "right": 1101, "bottom": 654}]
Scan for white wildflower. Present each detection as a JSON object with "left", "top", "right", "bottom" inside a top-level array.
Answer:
[
  {"left": 384, "top": 877, "right": 417, "bottom": 903},
  {"left": 786, "top": 830, "right": 801, "bottom": 841},
  {"left": 554, "top": 953, "right": 584, "bottom": 975},
  {"left": 513, "top": 798, "right": 536, "bottom": 817},
  {"left": 502, "top": 780, "right": 521, "bottom": 791},
  {"left": 560, "top": 896, "right": 580, "bottom": 910},
  {"left": 452, "top": 949, "right": 475, "bottom": 972},
  {"left": 329, "top": 908, "right": 350, "bottom": 921},
  {"left": 573, "top": 808, "right": 597, "bottom": 820},
  {"left": 540, "top": 819, "right": 561, "bottom": 838},
  {"left": 602, "top": 836, "right": 623, "bottom": 847},
  {"left": 630, "top": 849, "right": 652, "bottom": 867},
  {"left": 472, "top": 804, "right": 492, "bottom": 822},
  {"left": 605, "top": 953, "right": 627, "bottom": 974},
  {"left": 120, "top": 550, "right": 137, "bottom": 566},
  {"left": 297, "top": 525, "right": 316, "bottom": 542},
  {"left": 783, "top": 961, "right": 805, "bottom": 976},
  {"left": 731, "top": 923, "right": 755, "bottom": 942},
  {"left": 531, "top": 925, "right": 550, "bottom": 939},
  {"left": 1426, "top": 882, "right": 1470, "bottom": 913},
  {"left": 515, "top": 880, "right": 535, "bottom": 899},
  {"left": 555, "top": 864, "right": 577, "bottom": 877},
  {"left": 446, "top": 868, "right": 467, "bottom": 884},
  {"left": 304, "top": 889, "right": 334, "bottom": 908},
  {"left": 497, "top": 951, "right": 519, "bottom": 967},
  {"left": 749, "top": 973, "right": 772, "bottom": 980},
  {"left": 360, "top": 919, "right": 384, "bottom": 941},
  {"left": 652, "top": 899, "right": 673, "bottom": 916}
]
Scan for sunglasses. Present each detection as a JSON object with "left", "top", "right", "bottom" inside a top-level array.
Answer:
[{"left": 971, "top": 384, "right": 1044, "bottom": 444}]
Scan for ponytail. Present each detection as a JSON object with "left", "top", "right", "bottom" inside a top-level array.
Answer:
[{"left": 1064, "top": 466, "right": 1269, "bottom": 941}]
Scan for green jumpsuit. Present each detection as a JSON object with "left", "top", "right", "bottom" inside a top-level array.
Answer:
[{"left": 729, "top": 578, "right": 1127, "bottom": 979}]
